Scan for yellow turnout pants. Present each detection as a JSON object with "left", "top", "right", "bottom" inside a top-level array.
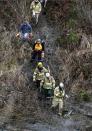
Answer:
[{"left": 52, "top": 98, "right": 63, "bottom": 114}]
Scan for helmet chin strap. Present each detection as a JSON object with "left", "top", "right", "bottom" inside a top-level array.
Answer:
[
  {"left": 38, "top": 67, "right": 43, "bottom": 70},
  {"left": 35, "top": 1, "right": 38, "bottom": 4},
  {"left": 59, "top": 86, "right": 63, "bottom": 90}
]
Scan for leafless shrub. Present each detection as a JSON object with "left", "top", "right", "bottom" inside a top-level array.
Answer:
[
  {"left": 76, "top": 0, "right": 92, "bottom": 26},
  {"left": 57, "top": 48, "right": 92, "bottom": 90},
  {"left": 0, "top": 0, "right": 33, "bottom": 29}
]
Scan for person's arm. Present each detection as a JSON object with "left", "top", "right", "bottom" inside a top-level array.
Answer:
[
  {"left": 43, "top": 67, "right": 48, "bottom": 73},
  {"left": 28, "top": 24, "right": 32, "bottom": 32},
  {"left": 30, "top": 2, "right": 33, "bottom": 10},
  {"left": 41, "top": 41, "right": 45, "bottom": 59},
  {"left": 42, "top": 42, "right": 45, "bottom": 51},
  {"left": 28, "top": 24, "right": 33, "bottom": 38},
  {"left": 54, "top": 88, "right": 59, "bottom": 97},
  {"left": 62, "top": 90, "right": 65, "bottom": 97}
]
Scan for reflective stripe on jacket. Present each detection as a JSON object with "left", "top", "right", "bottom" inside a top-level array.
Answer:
[
  {"left": 33, "top": 67, "right": 48, "bottom": 81},
  {"left": 42, "top": 76, "right": 55, "bottom": 89}
]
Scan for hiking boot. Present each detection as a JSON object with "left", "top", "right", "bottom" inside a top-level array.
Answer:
[{"left": 58, "top": 112, "right": 62, "bottom": 116}]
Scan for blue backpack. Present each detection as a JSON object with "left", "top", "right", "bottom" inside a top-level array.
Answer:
[{"left": 20, "top": 22, "right": 32, "bottom": 34}]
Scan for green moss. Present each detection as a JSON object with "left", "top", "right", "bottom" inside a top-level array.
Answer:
[
  {"left": 66, "top": 19, "right": 77, "bottom": 29},
  {"left": 79, "top": 90, "right": 90, "bottom": 102},
  {"left": 69, "top": 2, "right": 78, "bottom": 20},
  {"left": 67, "top": 31, "right": 78, "bottom": 44},
  {"left": 56, "top": 30, "right": 79, "bottom": 48}
]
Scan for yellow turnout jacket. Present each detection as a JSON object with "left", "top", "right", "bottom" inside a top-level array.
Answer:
[{"left": 30, "top": 1, "right": 42, "bottom": 13}]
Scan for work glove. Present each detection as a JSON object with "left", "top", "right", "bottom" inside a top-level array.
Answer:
[
  {"left": 65, "top": 94, "right": 69, "bottom": 99},
  {"left": 33, "top": 79, "right": 36, "bottom": 82},
  {"left": 29, "top": 33, "right": 33, "bottom": 37},
  {"left": 32, "top": 11, "right": 35, "bottom": 17},
  {"left": 16, "top": 33, "right": 20, "bottom": 37}
]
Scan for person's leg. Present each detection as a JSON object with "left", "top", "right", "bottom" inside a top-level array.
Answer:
[
  {"left": 39, "top": 86, "right": 45, "bottom": 100},
  {"left": 36, "top": 80, "right": 41, "bottom": 89},
  {"left": 58, "top": 99, "right": 63, "bottom": 116},
  {"left": 51, "top": 98, "right": 58, "bottom": 113},
  {"left": 32, "top": 10, "right": 35, "bottom": 18},
  {"left": 41, "top": 88, "right": 46, "bottom": 99},
  {"left": 52, "top": 98, "right": 58, "bottom": 108},
  {"left": 38, "top": 51, "right": 42, "bottom": 61},
  {"left": 44, "top": 89, "right": 48, "bottom": 98},
  {"left": 36, "top": 80, "right": 43, "bottom": 100},
  {"left": 35, "top": 13, "right": 39, "bottom": 24},
  {"left": 31, "top": 51, "right": 37, "bottom": 60}
]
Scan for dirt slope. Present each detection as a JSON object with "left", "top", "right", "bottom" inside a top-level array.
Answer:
[{"left": 0, "top": 0, "right": 92, "bottom": 131}]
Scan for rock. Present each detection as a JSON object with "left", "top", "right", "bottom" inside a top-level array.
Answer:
[
  {"left": 80, "top": 34, "right": 91, "bottom": 49},
  {"left": 0, "top": 96, "right": 4, "bottom": 108},
  {"left": 74, "top": 102, "right": 92, "bottom": 117},
  {"left": 85, "top": 125, "right": 92, "bottom": 131}
]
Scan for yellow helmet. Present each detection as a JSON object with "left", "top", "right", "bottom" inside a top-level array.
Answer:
[{"left": 37, "top": 62, "right": 43, "bottom": 67}]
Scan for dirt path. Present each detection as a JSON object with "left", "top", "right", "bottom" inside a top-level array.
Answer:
[{"left": 12, "top": 13, "right": 92, "bottom": 131}]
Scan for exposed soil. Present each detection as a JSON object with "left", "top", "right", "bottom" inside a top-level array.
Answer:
[{"left": 0, "top": 0, "right": 92, "bottom": 131}]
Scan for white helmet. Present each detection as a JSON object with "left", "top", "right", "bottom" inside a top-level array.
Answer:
[
  {"left": 59, "top": 82, "right": 64, "bottom": 88},
  {"left": 36, "top": 39, "right": 41, "bottom": 43},
  {"left": 46, "top": 73, "right": 50, "bottom": 77}
]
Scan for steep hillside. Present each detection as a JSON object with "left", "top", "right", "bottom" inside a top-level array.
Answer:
[{"left": 0, "top": 0, "right": 92, "bottom": 131}]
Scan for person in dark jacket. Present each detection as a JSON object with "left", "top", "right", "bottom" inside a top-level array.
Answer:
[{"left": 16, "top": 21, "right": 33, "bottom": 41}]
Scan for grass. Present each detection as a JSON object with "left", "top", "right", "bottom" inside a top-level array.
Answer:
[
  {"left": 56, "top": 30, "right": 79, "bottom": 50},
  {"left": 66, "top": 19, "right": 77, "bottom": 29},
  {"left": 78, "top": 90, "right": 90, "bottom": 102}
]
